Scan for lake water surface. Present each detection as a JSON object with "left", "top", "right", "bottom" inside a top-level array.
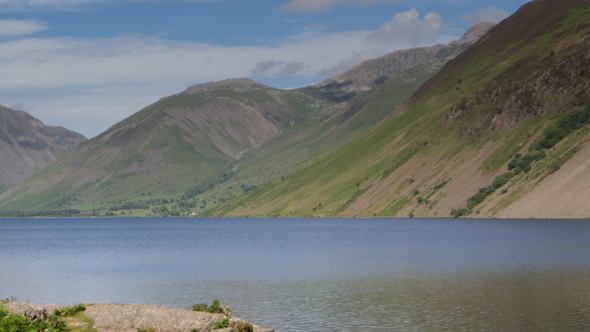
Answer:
[{"left": 1, "top": 218, "right": 589, "bottom": 331}]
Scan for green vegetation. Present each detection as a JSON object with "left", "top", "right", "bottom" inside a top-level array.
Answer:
[
  {"left": 207, "top": 300, "right": 221, "bottom": 314},
  {"left": 54, "top": 304, "right": 86, "bottom": 317},
  {"left": 533, "top": 106, "right": 590, "bottom": 150},
  {"left": 466, "top": 173, "right": 514, "bottom": 210},
  {"left": 232, "top": 322, "right": 253, "bottom": 332},
  {"left": 108, "top": 202, "right": 149, "bottom": 211},
  {"left": 0, "top": 209, "right": 81, "bottom": 218},
  {"left": 0, "top": 305, "right": 68, "bottom": 332},
  {"left": 191, "top": 303, "right": 208, "bottom": 312},
  {"left": 507, "top": 152, "right": 546, "bottom": 174},
  {"left": 192, "top": 300, "right": 228, "bottom": 315},
  {"left": 213, "top": 318, "right": 230, "bottom": 330},
  {"left": 548, "top": 146, "right": 581, "bottom": 174},
  {"left": 451, "top": 208, "right": 469, "bottom": 218}
]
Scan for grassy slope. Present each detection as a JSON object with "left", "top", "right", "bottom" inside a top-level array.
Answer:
[{"left": 207, "top": 0, "right": 590, "bottom": 218}]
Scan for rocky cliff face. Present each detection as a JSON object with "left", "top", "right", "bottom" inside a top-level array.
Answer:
[{"left": 0, "top": 105, "right": 86, "bottom": 192}]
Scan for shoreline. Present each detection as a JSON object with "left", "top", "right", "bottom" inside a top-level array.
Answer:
[{"left": 2, "top": 302, "right": 277, "bottom": 332}]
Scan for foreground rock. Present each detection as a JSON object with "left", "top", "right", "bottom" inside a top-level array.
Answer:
[{"left": 4, "top": 302, "right": 276, "bottom": 332}]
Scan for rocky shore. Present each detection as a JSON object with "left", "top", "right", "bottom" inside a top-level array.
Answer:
[{"left": 2, "top": 302, "right": 277, "bottom": 332}]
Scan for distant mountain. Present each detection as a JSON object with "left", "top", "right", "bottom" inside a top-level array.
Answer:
[
  {"left": 208, "top": 0, "right": 590, "bottom": 219},
  {"left": 0, "top": 23, "right": 494, "bottom": 216},
  {"left": 312, "top": 22, "right": 495, "bottom": 97},
  {"left": 0, "top": 105, "right": 86, "bottom": 193}
]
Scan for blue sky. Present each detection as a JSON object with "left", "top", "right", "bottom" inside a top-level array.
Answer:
[{"left": 0, "top": 0, "right": 530, "bottom": 138}]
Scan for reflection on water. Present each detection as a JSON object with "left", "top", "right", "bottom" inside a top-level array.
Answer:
[
  {"left": 139, "top": 268, "right": 590, "bottom": 332},
  {"left": 1, "top": 218, "right": 590, "bottom": 331}
]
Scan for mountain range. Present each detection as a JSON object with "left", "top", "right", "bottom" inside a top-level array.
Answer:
[
  {"left": 0, "top": 22, "right": 494, "bottom": 216},
  {"left": 2, "top": 0, "right": 588, "bottom": 219}
]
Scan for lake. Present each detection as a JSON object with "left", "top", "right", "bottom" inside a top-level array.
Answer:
[{"left": 1, "top": 218, "right": 589, "bottom": 331}]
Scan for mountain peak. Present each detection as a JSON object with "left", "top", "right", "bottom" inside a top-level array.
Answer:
[
  {"left": 451, "top": 22, "right": 496, "bottom": 46},
  {"left": 183, "top": 78, "right": 270, "bottom": 94}
]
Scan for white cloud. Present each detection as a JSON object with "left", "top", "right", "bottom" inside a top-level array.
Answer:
[
  {"left": 0, "top": 0, "right": 224, "bottom": 11},
  {"left": 462, "top": 6, "right": 510, "bottom": 24},
  {"left": 0, "top": 10, "right": 457, "bottom": 138},
  {"left": 0, "top": 0, "right": 108, "bottom": 11},
  {"left": 0, "top": 19, "right": 48, "bottom": 35},
  {"left": 281, "top": 0, "right": 390, "bottom": 13},
  {"left": 369, "top": 9, "right": 442, "bottom": 46}
]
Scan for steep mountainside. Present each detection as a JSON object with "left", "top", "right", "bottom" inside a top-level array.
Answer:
[
  {"left": 0, "top": 105, "right": 86, "bottom": 192},
  {"left": 208, "top": 0, "right": 590, "bottom": 219},
  {"left": 0, "top": 23, "right": 493, "bottom": 216}
]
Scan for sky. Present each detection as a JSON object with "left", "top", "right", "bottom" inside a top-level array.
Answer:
[{"left": 0, "top": 0, "right": 531, "bottom": 138}]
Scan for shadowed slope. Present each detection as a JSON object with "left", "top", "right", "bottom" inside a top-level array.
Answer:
[{"left": 0, "top": 105, "right": 86, "bottom": 192}]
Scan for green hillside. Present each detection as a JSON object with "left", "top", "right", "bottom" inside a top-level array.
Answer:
[{"left": 207, "top": 0, "right": 590, "bottom": 218}]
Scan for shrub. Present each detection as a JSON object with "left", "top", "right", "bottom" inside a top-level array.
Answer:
[
  {"left": 137, "top": 329, "right": 155, "bottom": 332},
  {"left": 465, "top": 172, "right": 514, "bottom": 209},
  {"left": 509, "top": 152, "right": 545, "bottom": 174},
  {"left": 492, "top": 173, "right": 514, "bottom": 188},
  {"left": 416, "top": 197, "right": 424, "bottom": 204},
  {"left": 54, "top": 303, "right": 86, "bottom": 317},
  {"left": 433, "top": 179, "right": 448, "bottom": 190},
  {"left": 533, "top": 108, "right": 590, "bottom": 151},
  {"left": 233, "top": 322, "right": 253, "bottom": 332},
  {"left": 214, "top": 318, "right": 230, "bottom": 330},
  {"left": 191, "top": 329, "right": 200, "bottom": 332},
  {"left": 451, "top": 208, "right": 469, "bottom": 218},
  {"left": 208, "top": 300, "right": 221, "bottom": 314},
  {"left": 192, "top": 303, "right": 208, "bottom": 312}
]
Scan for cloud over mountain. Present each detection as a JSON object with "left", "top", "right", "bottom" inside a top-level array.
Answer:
[{"left": 281, "top": 0, "right": 390, "bottom": 13}]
